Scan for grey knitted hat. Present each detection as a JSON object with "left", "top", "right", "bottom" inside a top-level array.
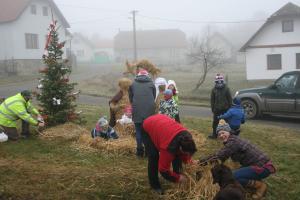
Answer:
[{"left": 216, "top": 119, "right": 231, "bottom": 134}]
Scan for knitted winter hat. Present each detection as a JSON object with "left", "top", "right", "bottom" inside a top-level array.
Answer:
[
  {"left": 215, "top": 74, "right": 224, "bottom": 83},
  {"left": 137, "top": 69, "right": 149, "bottom": 76},
  {"left": 98, "top": 117, "right": 108, "bottom": 127},
  {"left": 21, "top": 90, "right": 32, "bottom": 98},
  {"left": 163, "top": 89, "right": 173, "bottom": 100},
  {"left": 233, "top": 97, "right": 241, "bottom": 106},
  {"left": 154, "top": 77, "right": 167, "bottom": 87},
  {"left": 216, "top": 119, "right": 231, "bottom": 135}
]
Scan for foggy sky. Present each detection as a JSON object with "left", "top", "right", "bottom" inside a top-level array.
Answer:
[{"left": 54, "top": 0, "right": 300, "bottom": 39}]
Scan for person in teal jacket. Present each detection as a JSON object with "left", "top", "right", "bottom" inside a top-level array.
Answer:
[{"left": 0, "top": 90, "right": 45, "bottom": 140}]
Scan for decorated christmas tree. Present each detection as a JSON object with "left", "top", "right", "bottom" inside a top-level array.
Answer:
[{"left": 37, "top": 19, "right": 80, "bottom": 126}]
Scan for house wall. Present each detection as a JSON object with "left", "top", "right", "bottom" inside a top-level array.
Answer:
[
  {"left": 251, "top": 18, "right": 300, "bottom": 45},
  {"left": 71, "top": 37, "right": 94, "bottom": 63},
  {"left": 245, "top": 17, "right": 300, "bottom": 80},
  {"left": 246, "top": 47, "right": 300, "bottom": 80},
  {"left": 115, "top": 48, "right": 187, "bottom": 65},
  {"left": 0, "top": 0, "right": 69, "bottom": 74}
]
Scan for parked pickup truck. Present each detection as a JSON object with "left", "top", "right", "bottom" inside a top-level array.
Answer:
[{"left": 234, "top": 71, "right": 300, "bottom": 119}]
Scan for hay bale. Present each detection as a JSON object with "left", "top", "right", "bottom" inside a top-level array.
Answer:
[
  {"left": 77, "top": 133, "right": 136, "bottom": 155},
  {"left": 40, "top": 123, "right": 89, "bottom": 140},
  {"left": 114, "top": 123, "right": 135, "bottom": 137}
]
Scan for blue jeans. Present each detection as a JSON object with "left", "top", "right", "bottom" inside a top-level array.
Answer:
[
  {"left": 134, "top": 123, "right": 144, "bottom": 151},
  {"left": 233, "top": 166, "right": 271, "bottom": 186}
]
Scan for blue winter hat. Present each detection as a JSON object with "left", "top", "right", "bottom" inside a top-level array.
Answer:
[
  {"left": 233, "top": 97, "right": 241, "bottom": 106},
  {"left": 163, "top": 89, "right": 173, "bottom": 96}
]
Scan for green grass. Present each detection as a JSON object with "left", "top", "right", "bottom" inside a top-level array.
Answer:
[
  {"left": 0, "top": 104, "right": 300, "bottom": 200},
  {"left": 75, "top": 63, "right": 274, "bottom": 104}
]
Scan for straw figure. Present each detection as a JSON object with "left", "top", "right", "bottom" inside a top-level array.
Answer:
[
  {"left": 124, "top": 59, "right": 161, "bottom": 78},
  {"left": 109, "top": 77, "right": 135, "bottom": 137},
  {"left": 110, "top": 78, "right": 132, "bottom": 120}
]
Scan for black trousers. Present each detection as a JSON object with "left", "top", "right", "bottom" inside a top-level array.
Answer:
[
  {"left": 141, "top": 127, "right": 182, "bottom": 189},
  {"left": 212, "top": 109, "right": 228, "bottom": 137}
]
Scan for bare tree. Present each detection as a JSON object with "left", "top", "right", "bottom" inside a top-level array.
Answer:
[{"left": 187, "top": 34, "right": 226, "bottom": 90}]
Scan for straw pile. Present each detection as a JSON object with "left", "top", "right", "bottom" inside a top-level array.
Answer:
[
  {"left": 76, "top": 133, "right": 136, "bottom": 155},
  {"left": 39, "top": 123, "right": 89, "bottom": 140},
  {"left": 165, "top": 164, "right": 219, "bottom": 200},
  {"left": 165, "top": 129, "right": 217, "bottom": 200},
  {"left": 125, "top": 59, "right": 161, "bottom": 77}
]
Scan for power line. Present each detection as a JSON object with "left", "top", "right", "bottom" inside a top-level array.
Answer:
[
  {"left": 57, "top": 3, "right": 128, "bottom": 14},
  {"left": 138, "top": 14, "right": 266, "bottom": 24}
]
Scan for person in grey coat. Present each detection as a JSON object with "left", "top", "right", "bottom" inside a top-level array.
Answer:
[{"left": 129, "top": 69, "right": 156, "bottom": 157}]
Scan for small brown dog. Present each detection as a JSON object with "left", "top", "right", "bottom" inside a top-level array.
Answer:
[{"left": 211, "top": 164, "right": 245, "bottom": 200}]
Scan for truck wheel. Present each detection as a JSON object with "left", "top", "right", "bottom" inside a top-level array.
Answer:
[{"left": 241, "top": 99, "right": 258, "bottom": 119}]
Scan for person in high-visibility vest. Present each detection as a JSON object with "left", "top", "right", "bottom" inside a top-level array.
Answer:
[{"left": 0, "top": 90, "right": 45, "bottom": 141}]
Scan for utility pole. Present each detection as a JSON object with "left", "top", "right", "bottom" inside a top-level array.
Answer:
[{"left": 131, "top": 10, "right": 138, "bottom": 62}]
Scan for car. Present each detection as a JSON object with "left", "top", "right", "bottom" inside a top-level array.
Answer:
[{"left": 234, "top": 71, "right": 300, "bottom": 119}]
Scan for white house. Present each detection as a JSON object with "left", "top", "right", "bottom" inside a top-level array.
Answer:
[
  {"left": 240, "top": 2, "right": 300, "bottom": 80},
  {"left": 71, "top": 33, "right": 95, "bottom": 63},
  {"left": 0, "top": 0, "right": 70, "bottom": 74}
]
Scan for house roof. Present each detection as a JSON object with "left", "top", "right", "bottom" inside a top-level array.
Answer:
[
  {"left": 210, "top": 32, "right": 234, "bottom": 48},
  {"left": 240, "top": 2, "right": 300, "bottom": 52},
  {"left": 0, "top": 0, "right": 70, "bottom": 28},
  {"left": 114, "top": 29, "right": 187, "bottom": 50},
  {"left": 93, "top": 39, "right": 114, "bottom": 49}
]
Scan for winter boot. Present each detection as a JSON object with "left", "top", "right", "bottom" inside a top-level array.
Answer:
[{"left": 248, "top": 180, "right": 267, "bottom": 199}]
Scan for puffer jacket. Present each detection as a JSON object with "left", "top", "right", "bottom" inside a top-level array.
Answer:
[
  {"left": 219, "top": 105, "right": 245, "bottom": 128},
  {"left": 129, "top": 75, "right": 156, "bottom": 123},
  {"left": 0, "top": 93, "right": 39, "bottom": 127}
]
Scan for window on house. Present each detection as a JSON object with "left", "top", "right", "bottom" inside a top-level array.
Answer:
[
  {"left": 43, "top": 6, "right": 48, "bottom": 16},
  {"left": 282, "top": 20, "right": 294, "bottom": 32},
  {"left": 297, "top": 53, "right": 300, "bottom": 69},
  {"left": 30, "top": 5, "right": 37, "bottom": 15},
  {"left": 267, "top": 54, "right": 282, "bottom": 70},
  {"left": 77, "top": 50, "right": 84, "bottom": 57},
  {"left": 25, "top": 33, "right": 39, "bottom": 49}
]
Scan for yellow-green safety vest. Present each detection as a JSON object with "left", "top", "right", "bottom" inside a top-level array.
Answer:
[{"left": 0, "top": 93, "right": 39, "bottom": 127}]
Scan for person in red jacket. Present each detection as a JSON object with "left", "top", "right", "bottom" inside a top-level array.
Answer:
[{"left": 142, "top": 114, "right": 197, "bottom": 194}]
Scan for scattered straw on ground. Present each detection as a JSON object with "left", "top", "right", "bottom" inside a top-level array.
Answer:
[
  {"left": 76, "top": 133, "right": 136, "bottom": 155},
  {"left": 39, "top": 123, "right": 89, "bottom": 140}
]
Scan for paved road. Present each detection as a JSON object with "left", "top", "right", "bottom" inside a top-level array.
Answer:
[
  {"left": 78, "top": 94, "right": 300, "bottom": 131},
  {"left": 1, "top": 72, "right": 299, "bottom": 131}
]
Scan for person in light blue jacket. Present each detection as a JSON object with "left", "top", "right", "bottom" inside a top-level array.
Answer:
[{"left": 218, "top": 97, "right": 245, "bottom": 135}]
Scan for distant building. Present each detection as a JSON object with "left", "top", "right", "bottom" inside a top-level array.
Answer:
[
  {"left": 240, "top": 2, "right": 300, "bottom": 80},
  {"left": 93, "top": 39, "right": 114, "bottom": 64},
  {"left": 209, "top": 32, "right": 235, "bottom": 61},
  {"left": 0, "top": 0, "right": 70, "bottom": 75},
  {"left": 114, "top": 29, "right": 188, "bottom": 65},
  {"left": 71, "top": 33, "right": 95, "bottom": 63}
]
